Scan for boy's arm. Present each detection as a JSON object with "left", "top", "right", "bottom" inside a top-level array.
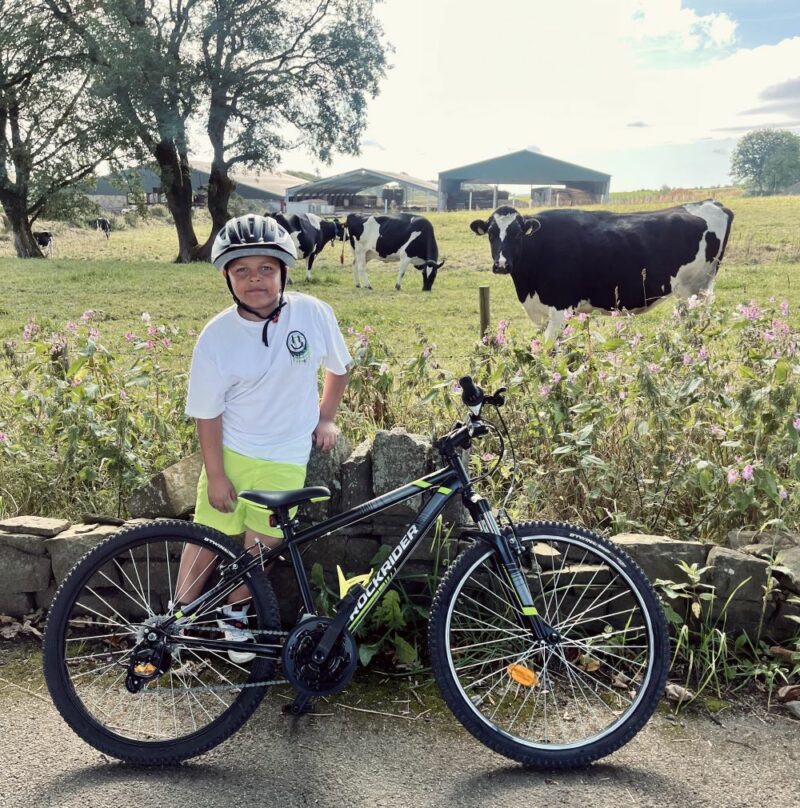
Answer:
[
  {"left": 197, "top": 416, "right": 237, "bottom": 512},
  {"left": 313, "top": 370, "right": 349, "bottom": 452}
]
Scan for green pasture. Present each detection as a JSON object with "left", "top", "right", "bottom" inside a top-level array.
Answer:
[{"left": 0, "top": 194, "right": 799, "bottom": 371}]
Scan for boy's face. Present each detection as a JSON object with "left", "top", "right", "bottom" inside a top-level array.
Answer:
[{"left": 225, "top": 254, "right": 283, "bottom": 316}]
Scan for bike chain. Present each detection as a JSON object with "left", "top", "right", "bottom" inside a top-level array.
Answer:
[{"left": 144, "top": 623, "right": 291, "bottom": 693}]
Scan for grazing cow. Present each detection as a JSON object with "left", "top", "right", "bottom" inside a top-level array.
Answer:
[
  {"left": 33, "top": 231, "right": 55, "bottom": 256},
  {"left": 345, "top": 212, "right": 445, "bottom": 291},
  {"left": 94, "top": 217, "right": 111, "bottom": 238},
  {"left": 470, "top": 200, "right": 734, "bottom": 340},
  {"left": 266, "top": 212, "right": 344, "bottom": 282}
]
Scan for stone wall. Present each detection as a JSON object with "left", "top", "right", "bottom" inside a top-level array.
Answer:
[{"left": 1, "top": 429, "right": 798, "bottom": 638}]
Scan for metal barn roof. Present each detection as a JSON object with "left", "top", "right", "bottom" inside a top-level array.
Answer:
[
  {"left": 438, "top": 149, "right": 611, "bottom": 209},
  {"left": 90, "top": 164, "right": 306, "bottom": 201},
  {"left": 287, "top": 168, "right": 437, "bottom": 200}
]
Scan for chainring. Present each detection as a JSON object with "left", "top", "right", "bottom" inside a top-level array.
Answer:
[{"left": 281, "top": 616, "right": 358, "bottom": 696}]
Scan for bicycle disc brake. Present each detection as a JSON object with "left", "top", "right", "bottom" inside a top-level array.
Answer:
[{"left": 282, "top": 617, "right": 357, "bottom": 696}]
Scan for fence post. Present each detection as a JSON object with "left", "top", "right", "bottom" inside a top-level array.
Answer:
[{"left": 479, "top": 286, "right": 490, "bottom": 339}]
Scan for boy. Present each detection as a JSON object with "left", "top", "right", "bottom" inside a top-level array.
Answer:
[{"left": 176, "top": 214, "right": 351, "bottom": 661}]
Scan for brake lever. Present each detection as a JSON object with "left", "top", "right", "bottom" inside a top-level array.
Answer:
[{"left": 484, "top": 387, "right": 507, "bottom": 407}]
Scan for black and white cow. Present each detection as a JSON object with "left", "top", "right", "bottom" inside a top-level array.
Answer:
[
  {"left": 33, "top": 231, "right": 55, "bottom": 256},
  {"left": 345, "top": 212, "right": 445, "bottom": 291},
  {"left": 470, "top": 201, "right": 734, "bottom": 340},
  {"left": 267, "top": 212, "right": 344, "bottom": 282},
  {"left": 94, "top": 217, "right": 111, "bottom": 238}
]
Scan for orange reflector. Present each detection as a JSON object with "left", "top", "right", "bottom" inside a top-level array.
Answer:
[
  {"left": 507, "top": 663, "right": 539, "bottom": 687},
  {"left": 134, "top": 662, "right": 157, "bottom": 676}
]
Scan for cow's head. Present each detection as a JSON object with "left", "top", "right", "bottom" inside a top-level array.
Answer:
[
  {"left": 332, "top": 217, "right": 345, "bottom": 241},
  {"left": 470, "top": 206, "right": 541, "bottom": 274},
  {"left": 418, "top": 259, "right": 445, "bottom": 291}
]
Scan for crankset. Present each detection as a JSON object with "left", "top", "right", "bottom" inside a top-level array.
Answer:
[{"left": 282, "top": 616, "right": 358, "bottom": 696}]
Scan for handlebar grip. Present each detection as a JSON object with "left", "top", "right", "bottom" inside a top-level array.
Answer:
[{"left": 459, "top": 375, "right": 483, "bottom": 408}]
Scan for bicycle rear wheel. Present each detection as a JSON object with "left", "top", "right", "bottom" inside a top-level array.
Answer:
[
  {"left": 429, "top": 521, "right": 669, "bottom": 768},
  {"left": 43, "top": 520, "right": 280, "bottom": 764}
]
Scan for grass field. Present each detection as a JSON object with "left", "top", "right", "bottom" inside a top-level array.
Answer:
[{"left": 0, "top": 194, "right": 798, "bottom": 372}]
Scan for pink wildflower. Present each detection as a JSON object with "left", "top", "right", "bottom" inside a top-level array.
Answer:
[
  {"left": 577, "top": 312, "right": 588, "bottom": 323},
  {"left": 793, "top": 417, "right": 800, "bottom": 431},
  {"left": 145, "top": 340, "right": 155, "bottom": 350},
  {"left": 482, "top": 452, "right": 496, "bottom": 462},
  {"left": 147, "top": 325, "right": 157, "bottom": 337},
  {"left": 647, "top": 363, "right": 661, "bottom": 374},
  {"left": 682, "top": 354, "right": 693, "bottom": 366},
  {"left": 779, "top": 487, "right": 788, "bottom": 501},
  {"left": 742, "top": 464, "right": 754, "bottom": 481},
  {"left": 698, "top": 348, "right": 709, "bottom": 360},
  {"left": 125, "top": 331, "right": 135, "bottom": 342},
  {"left": 551, "top": 372, "right": 562, "bottom": 384},
  {"left": 65, "top": 321, "right": 78, "bottom": 333},
  {"left": 530, "top": 339, "right": 542, "bottom": 354},
  {"left": 88, "top": 328, "right": 99, "bottom": 340},
  {"left": 80, "top": 309, "right": 95, "bottom": 322},
  {"left": 538, "top": 384, "right": 551, "bottom": 398},
  {"left": 562, "top": 325, "right": 574, "bottom": 337},
  {"left": 727, "top": 468, "right": 739, "bottom": 484},
  {"left": 119, "top": 389, "right": 127, "bottom": 401},
  {"left": 0, "top": 432, "right": 8, "bottom": 443},
  {"left": 780, "top": 301, "right": 789, "bottom": 317},
  {"left": 161, "top": 338, "right": 172, "bottom": 349}
]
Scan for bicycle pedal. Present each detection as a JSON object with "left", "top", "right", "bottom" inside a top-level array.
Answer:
[{"left": 282, "top": 694, "right": 315, "bottom": 716}]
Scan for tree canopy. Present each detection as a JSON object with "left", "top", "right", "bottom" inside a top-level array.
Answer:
[
  {"left": 0, "top": 1, "right": 119, "bottom": 256},
  {"left": 45, "top": 0, "right": 389, "bottom": 262},
  {"left": 730, "top": 129, "right": 800, "bottom": 196}
]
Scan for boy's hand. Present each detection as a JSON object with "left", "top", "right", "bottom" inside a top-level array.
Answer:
[
  {"left": 312, "top": 418, "right": 339, "bottom": 452},
  {"left": 207, "top": 472, "right": 238, "bottom": 513}
]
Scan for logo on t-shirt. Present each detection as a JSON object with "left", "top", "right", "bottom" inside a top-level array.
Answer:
[{"left": 286, "top": 330, "right": 310, "bottom": 363}]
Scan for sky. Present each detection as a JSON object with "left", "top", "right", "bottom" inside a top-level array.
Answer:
[{"left": 278, "top": 0, "right": 800, "bottom": 192}]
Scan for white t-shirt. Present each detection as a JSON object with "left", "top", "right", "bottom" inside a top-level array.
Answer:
[{"left": 185, "top": 293, "right": 352, "bottom": 465}]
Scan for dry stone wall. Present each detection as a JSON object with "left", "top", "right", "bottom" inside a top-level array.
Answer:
[{"left": 1, "top": 429, "right": 798, "bottom": 638}]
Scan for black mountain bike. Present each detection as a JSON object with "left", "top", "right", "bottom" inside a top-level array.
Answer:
[{"left": 43, "top": 376, "right": 669, "bottom": 768}]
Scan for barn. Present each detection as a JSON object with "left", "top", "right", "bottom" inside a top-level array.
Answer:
[
  {"left": 438, "top": 149, "right": 611, "bottom": 211},
  {"left": 88, "top": 163, "right": 305, "bottom": 213},
  {"left": 286, "top": 168, "right": 438, "bottom": 215}
]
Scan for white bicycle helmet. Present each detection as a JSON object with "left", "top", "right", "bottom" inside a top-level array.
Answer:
[{"left": 211, "top": 214, "right": 297, "bottom": 270}]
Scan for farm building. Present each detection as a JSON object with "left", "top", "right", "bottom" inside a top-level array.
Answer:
[
  {"left": 438, "top": 149, "right": 611, "bottom": 211},
  {"left": 87, "top": 163, "right": 305, "bottom": 213},
  {"left": 286, "top": 168, "right": 438, "bottom": 214}
]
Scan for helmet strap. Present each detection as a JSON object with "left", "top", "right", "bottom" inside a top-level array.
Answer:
[{"left": 224, "top": 270, "right": 287, "bottom": 347}]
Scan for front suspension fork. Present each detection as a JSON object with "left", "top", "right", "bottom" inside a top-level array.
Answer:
[{"left": 471, "top": 505, "right": 559, "bottom": 644}]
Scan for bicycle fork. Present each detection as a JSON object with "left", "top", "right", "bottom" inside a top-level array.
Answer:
[{"left": 472, "top": 507, "right": 560, "bottom": 645}]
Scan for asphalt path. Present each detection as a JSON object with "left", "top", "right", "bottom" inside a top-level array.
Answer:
[{"left": 1, "top": 672, "right": 797, "bottom": 808}]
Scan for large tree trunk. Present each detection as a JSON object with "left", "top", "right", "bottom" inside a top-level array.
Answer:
[
  {"left": 1, "top": 194, "right": 44, "bottom": 258},
  {"left": 153, "top": 140, "right": 199, "bottom": 263},
  {"left": 197, "top": 158, "right": 235, "bottom": 259}
]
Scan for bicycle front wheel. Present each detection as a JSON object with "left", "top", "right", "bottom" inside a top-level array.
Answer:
[
  {"left": 429, "top": 521, "right": 669, "bottom": 768},
  {"left": 43, "top": 520, "right": 280, "bottom": 764}
]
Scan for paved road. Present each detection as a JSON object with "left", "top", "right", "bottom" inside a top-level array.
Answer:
[{"left": 1, "top": 669, "right": 797, "bottom": 808}]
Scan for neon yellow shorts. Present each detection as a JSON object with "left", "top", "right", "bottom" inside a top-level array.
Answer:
[{"left": 194, "top": 447, "right": 306, "bottom": 538}]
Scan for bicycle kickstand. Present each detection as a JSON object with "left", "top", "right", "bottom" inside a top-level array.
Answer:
[{"left": 282, "top": 692, "right": 315, "bottom": 717}]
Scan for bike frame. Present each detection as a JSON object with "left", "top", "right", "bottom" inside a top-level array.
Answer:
[{"left": 171, "top": 439, "right": 548, "bottom": 658}]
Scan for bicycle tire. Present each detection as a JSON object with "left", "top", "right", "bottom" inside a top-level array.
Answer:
[
  {"left": 43, "top": 520, "right": 280, "bottom": 764},
  {"left": 429, "top": 520, "right": 669, "bottom": 768}
]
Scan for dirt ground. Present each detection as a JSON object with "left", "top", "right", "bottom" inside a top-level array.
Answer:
[{"left": 1, "top": 641, "right": 797, "bottom": 808}]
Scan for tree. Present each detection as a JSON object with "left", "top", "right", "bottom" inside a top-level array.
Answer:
[
  {"left": 48, "top": 0, "right": 389, "bottom": 263},
  {"left": 730, "top": 129, "right": 800, "bottom": 195},
  {"left": 46, "top": 0, "right": 204, "bottom": 262},
  {"left": 197, "top": 0, "right": 388, "bottom": 250},
  {"left": 0, "top": 2, "right": 118, "bottom": 257}
]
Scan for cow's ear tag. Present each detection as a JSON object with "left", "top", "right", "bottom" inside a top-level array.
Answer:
[{"left": 524, "top": 218, "right": 542, "bottom": 236}]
